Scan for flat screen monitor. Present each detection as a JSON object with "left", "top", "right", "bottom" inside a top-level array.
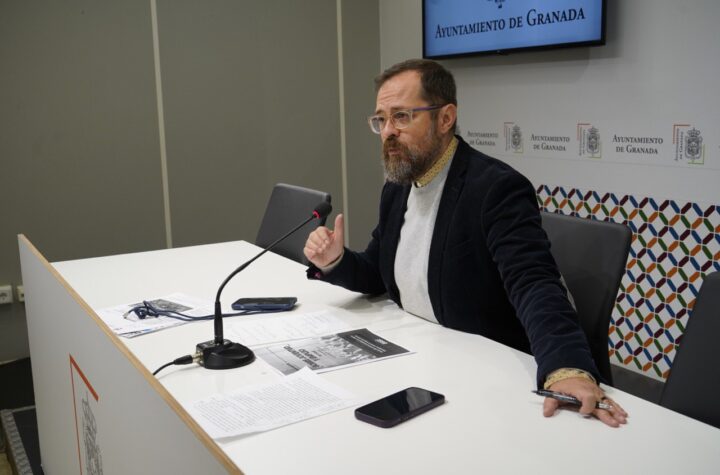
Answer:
[{"left": 423, "top": 0, "right": 606, "bottom": 59}]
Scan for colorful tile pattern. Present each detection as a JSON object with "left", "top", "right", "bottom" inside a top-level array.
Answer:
[{"left": 537, "top": 185, "right": 720, "bottom": 381}]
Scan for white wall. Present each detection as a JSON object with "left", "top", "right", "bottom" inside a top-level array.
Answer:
[{"left": 380, "top": 0, "right": 720, "bottom": 206}]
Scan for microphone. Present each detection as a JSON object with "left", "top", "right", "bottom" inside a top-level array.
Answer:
[{"left": 195, "top": 201, "right": 332, "bottom": 370}]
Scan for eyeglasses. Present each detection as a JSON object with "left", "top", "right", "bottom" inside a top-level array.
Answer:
[{"left": 367, "top": 105, "right": 445, "bottom": 134}]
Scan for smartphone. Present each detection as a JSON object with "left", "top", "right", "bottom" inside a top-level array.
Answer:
[
  {"left": 354, "top": 387, "right": 445, "bottom": 428},
  {"left": 231, "top": 297, "right": 297, "bottom": 311}
]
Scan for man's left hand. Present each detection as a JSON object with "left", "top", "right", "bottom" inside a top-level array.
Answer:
[{"left": 543, "top": 377, "right": 628, "bottom": 427}]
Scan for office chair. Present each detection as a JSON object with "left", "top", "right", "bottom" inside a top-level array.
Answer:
[
  {"left": 659, "top": 271, "right": 720, "bottom": 428},
  {"left": 540, "top": 212, "right": 632, "bottom": 385},
  {"left": 255, "top": 183, "right": 331, "bottom": 264}
]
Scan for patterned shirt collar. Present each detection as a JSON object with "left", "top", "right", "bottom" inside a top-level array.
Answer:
[{"left": 414, "top": 136, "right": 458, "bottom": 188}]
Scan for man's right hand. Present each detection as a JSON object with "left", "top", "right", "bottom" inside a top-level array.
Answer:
[{"left": 304, "top": 214, "right": 345, "bottom": 268}]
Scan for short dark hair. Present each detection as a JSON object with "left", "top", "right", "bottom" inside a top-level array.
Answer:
[{"left": 374, "top": 59, "right": 457, "bottom": 106}]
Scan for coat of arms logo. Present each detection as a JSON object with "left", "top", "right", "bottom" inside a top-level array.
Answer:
[
  {"left": 511, "top": 125, "right": 522, "bottom": 151},
  {"left": 586, "top": 127, "right": 600, "bottom": 155},
  {"left": 487, "top": 0, "right": 506, "bottom": 8},
  {"left": 684, "top": 128, "right": 703, "bottom": 160}
]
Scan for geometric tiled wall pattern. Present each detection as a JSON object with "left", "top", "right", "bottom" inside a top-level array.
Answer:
[{"left": 537, "top": 185, "right": 720, "bottom": 381}]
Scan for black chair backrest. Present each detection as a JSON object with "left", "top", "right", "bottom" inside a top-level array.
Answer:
[
  {"left": 660, "top": 271, "right": 720, "bottom": 428},
  {"left": 255, "top": 183, "right": 331, "bottom": 264},
  {"left": 540, "top": 212, "right": 632, "bottom": 384}
]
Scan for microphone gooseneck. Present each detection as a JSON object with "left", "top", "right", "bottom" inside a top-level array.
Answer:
[{"left": 197, "top": 201, "right": 332, "bottom": 370}]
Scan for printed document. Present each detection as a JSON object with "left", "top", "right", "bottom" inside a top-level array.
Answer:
[
  {"left": 187, "top": 368, "right": 358, "bottom": 439},
  {"left": 255, "top": 328, "right": 412, "bottom": 375},
  {"left": 228, "top": 310, "right": 352, "bottom": 346},
  {"left": 96, "top": 293, "right": 212, "bottom": 338}
]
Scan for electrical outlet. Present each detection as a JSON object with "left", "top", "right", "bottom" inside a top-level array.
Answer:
[
  {"left": 0, "top": 284, "right": 13, "bottom": 304},
  {"left": 16, "top": 285, "right": 24, "bottom": 303}
]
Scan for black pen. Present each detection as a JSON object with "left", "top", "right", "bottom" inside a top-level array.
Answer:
[{"left": 532, "top": 389, "right": 612, "bottom": 410}]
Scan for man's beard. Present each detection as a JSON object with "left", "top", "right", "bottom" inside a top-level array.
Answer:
[{"left": 382, "top": 122, "right": 444, "bottom": 185}]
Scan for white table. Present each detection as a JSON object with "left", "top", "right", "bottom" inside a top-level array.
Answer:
[{"left": 22, "top": 238, "right": 720, "bottom": 474}]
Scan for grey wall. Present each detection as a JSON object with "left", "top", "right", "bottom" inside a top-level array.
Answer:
[
  {"left": 379, "top": 0, "right": 423, "bottom": 70},
  {"left": 340, "top": 0, "right": 383, "bottom": 247},
  {"left": 157, "top": 0, "right": 345, "bottom": 247},
  {"left": 1, "top": 1, "right": 166, "bottom": 361},
  {"left": 0, "top": 0, "right": 381, "bottom": 362}
]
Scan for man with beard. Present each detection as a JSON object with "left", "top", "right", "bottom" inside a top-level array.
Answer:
[{"left": 304, "top": 59, "right": 627, "bottom": 427}]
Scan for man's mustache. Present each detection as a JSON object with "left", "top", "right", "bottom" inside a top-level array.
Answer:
[{"left": 383, "top": 137, "right": 409, "bottom": 158}]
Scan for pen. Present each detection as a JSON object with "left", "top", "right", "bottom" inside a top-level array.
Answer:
[{"left": 532, "top": 389, "right": 613, "bottom": 411}]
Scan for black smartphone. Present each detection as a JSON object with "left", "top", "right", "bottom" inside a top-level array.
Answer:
[
  {"left": 354, "top": 387, "right": 445, "bottom": 428},
  {"left": 231, "top": 297, "right": 297, "bottom": 311}
]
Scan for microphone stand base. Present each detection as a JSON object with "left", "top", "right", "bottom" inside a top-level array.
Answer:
[{"left": 196, "top": 339, "right": 255, "bottom": 370}]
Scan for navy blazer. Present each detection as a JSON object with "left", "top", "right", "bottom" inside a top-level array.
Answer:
[{"left": 309, "top": 137, "right": 600, "bottom": 386}]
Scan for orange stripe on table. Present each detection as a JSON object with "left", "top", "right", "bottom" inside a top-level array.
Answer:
[{"left": 69, "top": 354, "right": 99, "bottom": 402}]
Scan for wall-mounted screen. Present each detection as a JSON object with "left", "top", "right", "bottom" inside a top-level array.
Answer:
[{"left": 423, "top": 0, "right": 606, "bottom": 59}]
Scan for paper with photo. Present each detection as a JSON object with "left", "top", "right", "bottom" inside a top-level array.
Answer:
[
  {"left": 96, "top": 293, "right": 212, "bottom": 338},
  {"left": 187, "top": 367, "right": 358, "bottom": 439},
  {"left": 228, "top": 310, "right": 352, "bottom": 346},
  {"left": 255, "top": 328, "right": 412, "bottom": 375}
]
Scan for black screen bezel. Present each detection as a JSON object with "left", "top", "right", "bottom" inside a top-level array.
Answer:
[{"left": 422, "top": 0, "right": 607, "bottom": 60}]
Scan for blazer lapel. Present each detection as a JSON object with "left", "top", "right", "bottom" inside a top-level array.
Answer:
[
  {"left": 384, "top": 184, "right": 411, "bottom": 302},
  {"left": 427, "top": 137, "right": 468, "bottom": 323}
]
